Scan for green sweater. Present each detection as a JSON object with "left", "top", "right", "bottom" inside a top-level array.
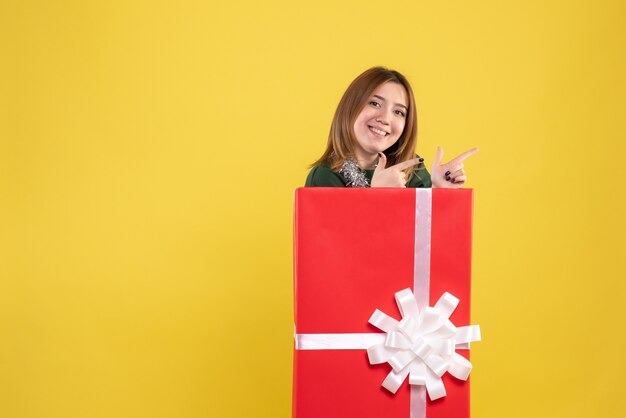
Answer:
[{"left": 305, "top": 162, "right": 432, "bottom": 188}]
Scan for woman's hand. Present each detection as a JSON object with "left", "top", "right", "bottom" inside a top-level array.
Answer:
[
  {"left": 431, "top": 146, "right": 479, "bottom": 188},
  {"left": 371, "top": 153, "right": 423, "bottom": 188}
]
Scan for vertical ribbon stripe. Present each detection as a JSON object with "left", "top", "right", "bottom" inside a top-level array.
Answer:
[
  {"left": 411, "top": 189, "right": 432, "bottom": 418},
  {"left": 413, "top": 189, "right": 432, "bottom": 310}
]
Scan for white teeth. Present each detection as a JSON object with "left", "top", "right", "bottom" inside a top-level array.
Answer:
[{"left": 369, "top": 127, "right": 387, "bottom": 136}]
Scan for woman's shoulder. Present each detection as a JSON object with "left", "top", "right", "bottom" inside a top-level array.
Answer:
[{"left": 305, "top": 164, "right": 346, "bottom": 187}]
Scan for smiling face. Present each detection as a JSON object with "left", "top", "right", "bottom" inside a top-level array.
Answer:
[{"left": 352, "top": 81, "right": 408, "bottom": 164}]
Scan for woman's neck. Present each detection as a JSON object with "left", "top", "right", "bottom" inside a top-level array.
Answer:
[{"left": 352, "top": 151, "right": 378, "bottom": 170}]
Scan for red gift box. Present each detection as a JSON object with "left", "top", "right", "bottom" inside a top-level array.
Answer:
[{"left": 293, "top": 188, "right": 477, "bottom": 418}]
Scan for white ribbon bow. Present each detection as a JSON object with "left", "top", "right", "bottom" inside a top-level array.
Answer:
[{"left": 367, "top": 289, "right": 481, "bottom": 401}]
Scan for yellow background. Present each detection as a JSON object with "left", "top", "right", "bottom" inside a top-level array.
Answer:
[{"left": 1, "top": 0, "right": 625, "bottom": 417}]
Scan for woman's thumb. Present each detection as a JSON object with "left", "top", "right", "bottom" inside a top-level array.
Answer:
[
  {"left": 375, "top": 152, "right": 387, "bottom": 172},
  {"left": 432, "top": 146, "right": 444, "bottom": 168}
]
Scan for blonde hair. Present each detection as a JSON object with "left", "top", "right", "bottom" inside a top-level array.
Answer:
[{"left": 312, "top": 66, "right": 419, "bottom": 178}]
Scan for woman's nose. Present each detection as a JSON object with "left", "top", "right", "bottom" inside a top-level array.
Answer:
[
  {"left": 376, "top": 112, "right": 391, "bottom": 125},
  {"left": 380, "top": 106, "right": 397, "bottom": 124}
]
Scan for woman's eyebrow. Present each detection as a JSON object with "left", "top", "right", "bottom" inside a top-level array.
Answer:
[{"left": 373, "top": 94, "right": 408, "bottom": 110}]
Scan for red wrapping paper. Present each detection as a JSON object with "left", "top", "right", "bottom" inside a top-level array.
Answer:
[{"left": 293, "top": 188, "right": 474, "bottom": 418}]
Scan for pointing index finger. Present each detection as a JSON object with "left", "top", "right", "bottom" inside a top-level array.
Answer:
[
  {"left": 449, "top": 148, "right": 479, "bottom": 164},
  {"left": 392, "top": 157, "right": 423, "bottom": 171}
]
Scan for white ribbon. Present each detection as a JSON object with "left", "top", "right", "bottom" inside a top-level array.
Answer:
[
  {"left": 412, "top": 189, "right": 432, "bottom": 418},
  {"left": 295, "top": 333, "right": 385, "bottom": 350},
  {"left": 367, "top": 289, "right": 481, "bottom": 401}
]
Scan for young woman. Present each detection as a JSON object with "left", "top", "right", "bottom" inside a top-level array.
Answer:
[{"left": 305, "top": 67, "right": 478, "bottom": 188}]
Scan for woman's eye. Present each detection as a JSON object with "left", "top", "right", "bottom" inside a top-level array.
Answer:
[
  {"left": 395, "top": 110, "right": 406, "bottom": 117},
  {"left": 369, "top": 101, "right": 381, "bottom": 107}
]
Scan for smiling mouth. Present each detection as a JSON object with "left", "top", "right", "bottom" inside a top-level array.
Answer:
[{"left": 368, "top": 126, "right": 389, "bottom": 137}]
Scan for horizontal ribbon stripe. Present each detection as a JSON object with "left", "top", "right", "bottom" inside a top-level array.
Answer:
[{"left": 295, "top": 333, "right": 386, "bottom": 350}]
